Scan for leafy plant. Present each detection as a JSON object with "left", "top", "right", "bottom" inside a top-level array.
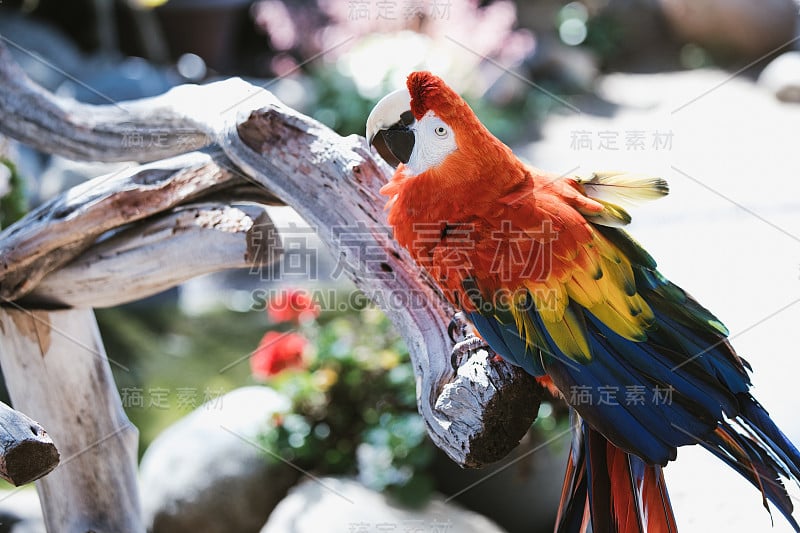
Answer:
[
  {"left": 254, "top": 291, "right": 435, "bottom": 507},
  {"left": 0, "top": 158, "right": 27, "bottom": 229}
]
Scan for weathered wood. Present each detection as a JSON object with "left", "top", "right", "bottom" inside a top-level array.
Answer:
[
  {"left": 0, "top": 36, "right": 209, "bottom": 163},
  {"left": 26, "top": 203, "right": 282, "bottom": 308},
  {"left": 0, "top": 307, "right": 142, "bottom": 532},
  {"left": 0, "top": 149, "right": 268, "bottom": 302},
  {"left": 0, "top": 400, "right": 59, "bottom": 486}
]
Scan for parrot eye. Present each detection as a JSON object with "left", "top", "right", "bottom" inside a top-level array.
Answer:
[{"left": 402, "top": 112, "right": 457, "bottom": 176}]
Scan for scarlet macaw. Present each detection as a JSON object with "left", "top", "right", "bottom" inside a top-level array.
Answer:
[{"left": 366, "top": 71, "right": 800, "bottom": 532}]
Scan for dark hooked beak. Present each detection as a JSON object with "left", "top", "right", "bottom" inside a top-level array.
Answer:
[{"left": 366, "top": 88, "right": 415, "bottom": 168}]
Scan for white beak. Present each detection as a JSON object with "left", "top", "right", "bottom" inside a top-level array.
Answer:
[{"left": 366, "top": 87, "right": 413, "bottom": 145}]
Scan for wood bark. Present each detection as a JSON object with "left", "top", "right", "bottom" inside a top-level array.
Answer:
[{"left": 0, "top": 307, "right": 142, "bottom": 532}]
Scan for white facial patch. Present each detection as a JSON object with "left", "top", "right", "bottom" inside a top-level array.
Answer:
[{"left": 404, "top": 111, "right": 458, "bottom": 176}]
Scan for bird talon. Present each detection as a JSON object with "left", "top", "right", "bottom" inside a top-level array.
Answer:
[
  {"left": 450, "top": 335, "right": 489, "bottom": 370},
  {"left": 448, "top": 311, "right": 470, "bottom": 344}
]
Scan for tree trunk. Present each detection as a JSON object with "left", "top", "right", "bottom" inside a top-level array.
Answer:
[{"left": 0, "top": 307, "right": 142, "bottom": 533}]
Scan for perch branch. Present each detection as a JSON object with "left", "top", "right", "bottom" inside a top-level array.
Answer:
[
  {"left": 226, "top": 100, "right": 540, "bottom": 466},
  {"left": 0, "top": 400, "right": 59, "bottom": 486}
]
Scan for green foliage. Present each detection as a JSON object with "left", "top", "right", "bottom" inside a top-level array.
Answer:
[
  {"left": 307, "top": 67, "right": 379, "bottom": 137},
  {"left": 0, "top": 159, "right": 28, "bottom": 229},
  {"left": 257, "top": 307, "right": 436, "bottom": 507},
  {"left": 582, "top": 12, "right": 624, "bottom": 64}
]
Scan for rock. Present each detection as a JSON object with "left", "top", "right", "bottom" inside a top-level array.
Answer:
[
  {"left": 659, "top": 0, "right": 798, "bottom": 61},
  {"left": 758, "top": 51, "right": 800, "bottom": 102},
  {"left": 54, "top": 56, "right": 176, "bottom": 105},
  {"left": 140, "top": 386, "right": 299, "bottom": 533},
  {"left": 261, "top": 476, "right": 507, "bottom": 533},
  {"left": 0, "top": 489, "right": 45, "bottom": 533}
]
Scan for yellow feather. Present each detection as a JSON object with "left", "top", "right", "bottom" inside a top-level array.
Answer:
[
  {"left": 566, "top": 269, "right": 605, "bottom": 308},
  {"left": 578, "top": 171, "right": 669, "bottom": 207},
  {"left": 526, "top": 280, "right": 567, "bottom": 324},
  {"left": 599, "top": 255, "right": 637, "bottom": 297},
  {"left": 541, "top": 306, "right": 592, "bottom": 362},
  {"left": 508, "top": 291, "right": 544, "bottom": 349},
  {"left": 588, "top": 302, "right": 650, "bottom": 342},
  {"left": 585, "top": 199, "right": 632, "bottom": 227}
]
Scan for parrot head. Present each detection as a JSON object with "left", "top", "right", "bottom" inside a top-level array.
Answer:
[{"left": 366, "top": 71, "right": 513, "bottom": 179}]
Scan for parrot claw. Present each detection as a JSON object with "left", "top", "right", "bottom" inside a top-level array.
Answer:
[
  {"left": 450, "top": 335, "right": 490, "bottom": 370},
  {"left": 449, "top": 312, "right": 490, "bottom": 369},
  {"left": 448, "top": 312, "right": 471, "bottom": 343}
]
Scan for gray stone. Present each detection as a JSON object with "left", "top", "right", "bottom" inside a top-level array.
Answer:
[
  {"left": 431, "top": 433, "right": 567, "bottom": 532},
  {"left": 140, "top": 386, "right": 299, "bottom": 533},
  {"left": 0, "top": 489, "right": 45, "bottom": 533},
  {"left": 758, "top": 51, "right": 800, "bottom": 102},
  {"left": 261, "top": 476, "right": 507, "bottom": 533}
]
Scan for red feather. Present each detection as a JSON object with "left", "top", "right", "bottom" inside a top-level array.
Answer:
[{"left": 556, "top": 420, "right": 677, "bottom": 533}]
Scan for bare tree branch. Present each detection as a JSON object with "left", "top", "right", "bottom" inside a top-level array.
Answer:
[
  {"left": 0, "top": 307, "right": 143, "bottom": 532},
  {"left": 0, "top": 400, "right": 59, "bottom": 486},
  {"left": 228, "top": 104, "right": 539, "bottom": 466},
  {"left": 25, "top": 203, "right": 282, "bottom": 308},
  {"left": 0, "top": 149, "right": 273, "bottom": 301},
  {"left": 0, "top": 39, "right": 209, "bottom": 163}
]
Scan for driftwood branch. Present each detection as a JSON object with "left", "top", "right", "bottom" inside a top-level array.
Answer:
[
  {"left": 0, "top": 307, "right": 143, "bottom": 532},
  {"left": 25, "top": 202, "right": 282, "bottom": 308},
  {"left": 0, "top": 149, "right": 278, "bottom": 302},
  {"left": 0, "top": 35, "right": 538, "bottom": 472},
  {"left": 0, "top": 400, "right": 59, "bottom": 486},
  {"left": 0, "top": 39, "right": 210, "bottom": 163}
]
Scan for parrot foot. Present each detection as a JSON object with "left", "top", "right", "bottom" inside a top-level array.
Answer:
[
  {"left": 450, "top": 335, "right": 490, "bottom": 370},
  {"left": 448, "top": 311, "right": 471, "bottom": 343},
  {"left": 448, "top": 312, "right": 490, "bottom": 369}
]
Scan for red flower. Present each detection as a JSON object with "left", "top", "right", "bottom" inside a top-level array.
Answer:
[
  {"left": 251, "top": 331, "right": 308, "bottom": 379},
  {"left": 267, "top": 289, "right": 320, "bottom": 324}
]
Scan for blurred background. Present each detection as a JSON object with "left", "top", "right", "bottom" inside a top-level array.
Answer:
[{"left": 1, "top": 0, "right": 800, "bottom": 531}]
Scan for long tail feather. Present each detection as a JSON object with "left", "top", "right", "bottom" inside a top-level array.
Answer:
[
  {"left": 696, "top": 408, "right": 800, "bottom": 531},
  {"left": 555, "top": 414, "right": 677, "bottom": 533},
  {"left": 556, "top": 412, "right": 590, "bottom": 533}
]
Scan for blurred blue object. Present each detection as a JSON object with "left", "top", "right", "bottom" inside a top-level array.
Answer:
[{"left": 56, "top": 55, "right": 177, "bottom": 104}]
